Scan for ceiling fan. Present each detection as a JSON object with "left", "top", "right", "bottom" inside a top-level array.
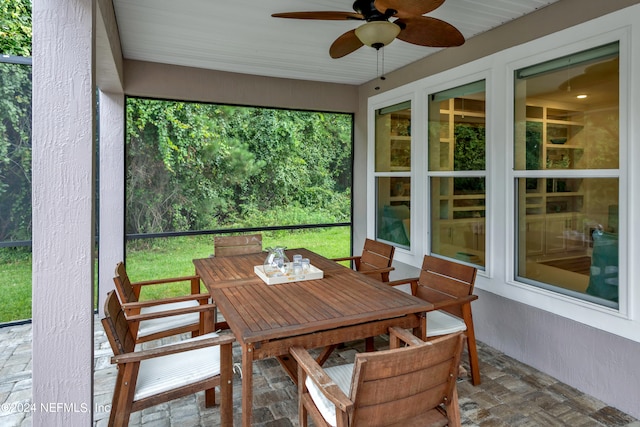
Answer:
[{"left": 272, "top": 0, "right": 465, "bottom": 58}]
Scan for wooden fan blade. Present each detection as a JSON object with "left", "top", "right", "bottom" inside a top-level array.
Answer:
[
  {"left": 374, "top": 0, "right": 445, "bottom": 19},
  {"left": 330, "top": 29, "right": 364, "bottom": 58},
  {"left": 396, "top": 16, "right": 464, "bottom": 47},
  {"left": 272, "top": 11, "right": 364, "bottom": 21}
]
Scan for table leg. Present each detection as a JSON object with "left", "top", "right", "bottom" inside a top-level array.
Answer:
[
  {"left": 276, "top": 355, "right": 297, "bottom": 384},
  {"left": 201, "top": 309, "right": 215, "bottom": 334},
  {"left": 242, "top": 344, "right": 254, "bottom": 427},
  {"left": 316, "top": 345, "right": 338, "bottom": 365},
  {"left": 416, "top": 313, "right": 427, "bottom": 341}
]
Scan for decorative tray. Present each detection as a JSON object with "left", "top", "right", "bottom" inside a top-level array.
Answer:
[{"left": 254, "top": 264, "right": 324, "bottom": 285}]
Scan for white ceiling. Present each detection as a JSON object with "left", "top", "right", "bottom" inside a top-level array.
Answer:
[{"left": 112, "top": 0, "right": 560, "bottom": 86}]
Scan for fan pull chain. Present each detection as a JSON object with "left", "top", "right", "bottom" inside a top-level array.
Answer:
[{"left": 375, "top": 47, "right": 386, "bottom": 91}]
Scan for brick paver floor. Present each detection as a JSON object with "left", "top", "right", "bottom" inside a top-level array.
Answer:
[{"left": 1, "top": 318, "right": 638, "bottom": 427}]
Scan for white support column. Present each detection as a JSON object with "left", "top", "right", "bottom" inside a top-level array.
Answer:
[
  {"left": 98, "top": 91, "right": 125, "bottom": 316},
  {"left": 32, "top": 0, "right": 95, "bottom": 425}
]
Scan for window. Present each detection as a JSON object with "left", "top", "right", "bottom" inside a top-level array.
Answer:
[
  {"left": 514, "top": 42, "right": 620, "bottom": 308},
  {"left": 428, "top": 81, "right": 486, "bottom": 268},
  {"left": 374, "top": 101, "right": 411, "bottom": 249}
]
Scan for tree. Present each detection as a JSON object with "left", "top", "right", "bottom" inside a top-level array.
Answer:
[{"left": 125, "top": 99, "right": 352, "bottom": 234}]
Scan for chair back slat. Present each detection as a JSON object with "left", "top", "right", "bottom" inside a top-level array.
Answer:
[
  {"left": 415, "top": 255, "right": 477, "bottom": 317},
  {"left": 423, "top": 255, "right": 477, "bottom": 285},
  {"left": 214, "top": 234, "right": 262, "bottom": 257},
  {"left": 354, "top": 361, "right": 452, "bottom": 405},
  {"left": 113, "top": 262, "right": 139, "bottom": 303},
  {"left": 359, "top": 239, "right": 395, "bottom": 270},
  {"left": 350, "top": 333, "right": 464, "bottom": 426},
  {"left": 102, "top": 291, "right": 137, "bottom": 356},
  {"left": 416, "top": 272, "right": 469, "bottom": 298}
]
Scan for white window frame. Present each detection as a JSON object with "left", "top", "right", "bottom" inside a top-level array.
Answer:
[
  {"left": 503, "top": 26, "right": 631, "bottom": 325},
  {"left": 425, "top": 76, "right": 490, "bottom": 272},
  {"left": 368, "top": 90, "right": 424, "bottom": 265},
  {"left": 366, "top": 6, "right": 640, "bottom": 342}
]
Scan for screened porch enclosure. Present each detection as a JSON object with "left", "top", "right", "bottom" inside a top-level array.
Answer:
[{"left": 24, "top": 1, "right": 640, "bottom": 425}]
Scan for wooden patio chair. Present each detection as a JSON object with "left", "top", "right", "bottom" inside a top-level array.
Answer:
[
  {"left": 210, "top": 233, "right": 263, "bottom": 329},
  {"left": 101, "top": 291, "right": 234, "bottom": 427},
  {"left": 290, "top": 327, "right": 464, "bottom": 427},
  {"left": 331, "top": 238, "right": 395, "bottom": 282},
  {"left": 113, "top": 262, "right": 214, "bottom": 343},
  {"left": 387, "top": 255, "right": 481, "bottom": 385},
  {"left": 213, "top": 233, "right": 263, "bottom": 257}
]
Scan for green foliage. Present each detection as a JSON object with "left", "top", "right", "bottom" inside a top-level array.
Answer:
[
  {"left": 453, "top": 123, "right": 485, "bottom": 171},
  {"left": 0, "top": 245, "right": 29, "bottom": 262},
  {"left": 126, "top": 99, "right": 353, "bottom": 234},
  {"left": 126, "top": 99, "right": 266, "bottom": 233},
  {"left": 525, "top": 121, "right": 542, "bottom": 170},
  {"left": 452, "top": 124, "right": 486, "bottom": 194},
  {"left": 0, "top": 0, "right": 32, "bottom": 56}
]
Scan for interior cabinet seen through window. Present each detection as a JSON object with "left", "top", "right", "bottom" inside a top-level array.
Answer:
[
  {"left": 514, "top": 42, "right": 620, "bottom": 308},
  {"left": 428, "top": 81, "right": 486, "bottom": 269},
  {"left": 375, "top": 102, "right": 411, "bottom": 249}
]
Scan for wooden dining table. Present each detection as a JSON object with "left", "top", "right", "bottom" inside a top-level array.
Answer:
[{"left": 193, "top": 248, "right": 433, "bottom": 427}]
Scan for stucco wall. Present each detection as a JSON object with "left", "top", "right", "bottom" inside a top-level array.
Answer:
[
  {"left": 124, "top": 60, "right": 358, "bottom": 114},
  {"left": 473, "top": 288, "right": 640, "bottom": 418},
  {"left": 360, "top": 0, "right": 640, "bottom": 418}
]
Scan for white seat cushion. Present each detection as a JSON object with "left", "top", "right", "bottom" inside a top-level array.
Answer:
[
  {"left": 426, "top": 310, "right": 467, "bottom": 337},
  {"left": 137, "top": 300, "right": 200, "bottom": 339},
  {"left": 305, "top": 363, "right": 353, "bottom": 427},
  {"left": 134, "top": 333, "right": 221, "bottom": 401}
]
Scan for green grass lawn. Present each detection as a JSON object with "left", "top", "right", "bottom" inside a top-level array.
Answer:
[
  {"left": 0, "top": 256, "right": 32, "bottom": 323},
  {"left": 0, "top": 227, "right": 351, "bottom": 323}
]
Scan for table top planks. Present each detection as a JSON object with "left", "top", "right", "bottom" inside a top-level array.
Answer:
[
  {"left": 193, "top": 248, "right": 348, "bottom": 288},
  {"left": 195, "top": 250, "right": 432, "bottom": 345}
]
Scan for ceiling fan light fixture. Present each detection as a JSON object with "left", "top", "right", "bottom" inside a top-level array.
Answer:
[{"left": 355, "top": 21, "right": 400, "bottom": 49}]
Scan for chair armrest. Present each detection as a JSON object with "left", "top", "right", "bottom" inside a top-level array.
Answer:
[
  {"left": 122, "top": 293, "right": 210, "bottom": 310},
  {"left": 289, "top": 346, "right": 353, "bottom": 413},
  {"left": 359, "top": 266, "right": 395, "bottom": 276},
  {"left": 125, "top": 302, "right": 217, "bottom": 322},
  {"left": 429, "top": 294, "right": 478, "bottom": 311},
  {"left": 112, "top": 332, "right": 235, "bottom": 364},
  {"left": 330, "top": 255, "right": 361, "bottom": 262},
  {"left": 386, "top": 277, "right": 419, "bottom": 288},
  {"left": 131, "top": 274, "right": 200, "bottom": 287},
  {"left": 389, "top": 326, "right": 425, "bottom": 348}
]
